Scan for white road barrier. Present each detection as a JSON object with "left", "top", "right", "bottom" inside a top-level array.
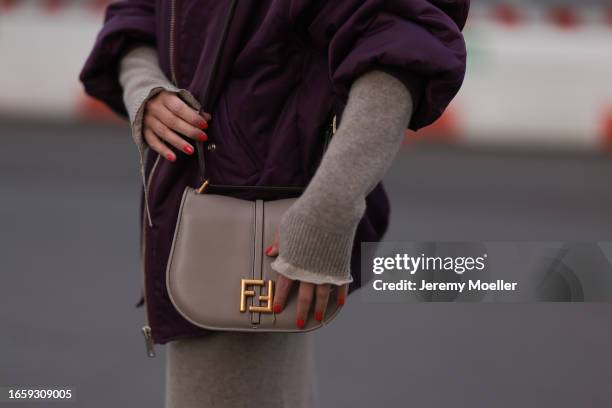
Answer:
[
  {"left": 451, "top": 5, "right": 612, "bottom": 150},
  {"left": 0, "top": 1, "right": 611, "bottom": 150}
]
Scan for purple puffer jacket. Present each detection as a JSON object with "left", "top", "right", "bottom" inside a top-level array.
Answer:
[{"left": 80, "top": 0, "right": 468, "bottom": 345}]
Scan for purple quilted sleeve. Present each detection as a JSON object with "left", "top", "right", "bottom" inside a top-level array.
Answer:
[
  {"left": 79, "top": 0, "right": 157, "bottom": 117},
  {"left": 308, "top": 0, "right": 469, "bottom": 130}
]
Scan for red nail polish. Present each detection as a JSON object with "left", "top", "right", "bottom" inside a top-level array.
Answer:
[
  {"left": 273, "top": 304, "right": 282, "bottom": 314},
  {"left": 315, "top": 311, "right": 323, "bottom": 322},
  {"left": 199, "top": 120, "right": 208, "bottom": 130},
  {"left": 296, "top": 319, "right": 305, "bottom": 329},
  {"left": 338, "top": 297, "right": 345, "bottom": 306},
  {"left": 197, "top": 133, "right": 208, "bottom": 142},
  {"left": 166, "top": 153, "right": 175, "bottom": 162},
  {"left": 183, "top": 145, "right": 194, "bottom": 154},
  {"left": 265, "top": 246, "right": 273, "bottom": 255}
]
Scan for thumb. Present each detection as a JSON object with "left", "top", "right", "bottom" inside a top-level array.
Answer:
[{"left": 265, "top": 230, "right": 280, "bottom": 257}]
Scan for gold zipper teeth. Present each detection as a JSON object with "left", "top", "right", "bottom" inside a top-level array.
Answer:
[
  {"left": 139, "top": 0, "right": 177, "bottom": 357},
  {"left": 169, "top": 0, "right": 178, "bottom": 86}
]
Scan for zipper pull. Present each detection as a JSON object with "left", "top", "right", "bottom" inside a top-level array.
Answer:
[{"left": 141, "top": 325, "right": 156, "bottom": 358}]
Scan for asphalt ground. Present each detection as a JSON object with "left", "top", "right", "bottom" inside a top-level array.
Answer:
[{"left": 1, "top": 119, "right": 612, "bottom": 407}]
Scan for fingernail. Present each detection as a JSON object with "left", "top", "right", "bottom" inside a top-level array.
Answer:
[
  {"left": 166, "top": 153, "right": 175, "bottom": 162},
  {"left": 296, "top": 319, "right": 305, "bottom": 329},
  {"left": 198, "top": 120, "right": 208, "bottom": 129},
  {"left": 197, "top": 132, "right": 208, "bottom": 142},
  {"left": 315, "top": 311, "right": 323, "bottom": 322},
  {"left": 273, "top": 304, "right": 282, "bottom": 314},
  {"left": 183, "top": 145, "right": 194, "bottom": 154},
  {"left": 338, "top": 297, "right": 345, "bottom": 306},
  {"left": 265, "top": 246, "right": 273, "bottom": 255}
]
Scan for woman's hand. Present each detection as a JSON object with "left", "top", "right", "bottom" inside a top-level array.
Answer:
[
  {"left": 143, "top": 90, "right": 212, "bottom": 162},
  {"left": 265, "top": 231, "right": 348, "bottom": 329}
]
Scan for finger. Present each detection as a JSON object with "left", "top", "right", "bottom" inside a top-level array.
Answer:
[
  {"left": 151, "top": 104, "right": 208, "bottom": 142},
  {"left": 145, "top": 116, "right": 195, "bottom": 156},
  {"left": 313, "top": 284, "right": 331, "bottom": 322},
  {"left": 265, "top": 231, "right": 280, "bottom": 257},
  {"left": 296, "top": 282, "right": 314, "bottom": 329},
  {"left": 160, "top": 93, "right": 210, "bottom": 130},
  {"left": 144, "top": 128, "right": 175, "bottom": 162},
  {"left": 272, "top": 274, "right": 293, "bottom": 314},
  {"left": 201, "top": 111, "right": 212, "bottom": 121},
  {"left": 337, "top": 284, "right": 348, "bottom": 306}
]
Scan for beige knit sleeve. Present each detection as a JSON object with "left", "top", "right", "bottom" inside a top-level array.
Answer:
[
  {"left": 270, "top": 70, "right": 414, "bottom": 285},
  {"left": 119, "top": 46, "right": 180, "bottom": 151},
  {"left": 118, "top": 46, "right": 201, "bottom": 226}
]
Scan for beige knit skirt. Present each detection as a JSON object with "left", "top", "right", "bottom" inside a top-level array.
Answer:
[{"left": 165, "top": 331, "right": 317, "bottom": 408}]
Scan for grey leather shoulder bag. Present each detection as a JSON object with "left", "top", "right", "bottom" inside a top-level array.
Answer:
[{"left": 165, "top": 0, "right": 342, "bottom": 332}]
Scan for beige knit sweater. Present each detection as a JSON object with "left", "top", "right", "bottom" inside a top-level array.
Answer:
[{"left": 119, "top": 46, "right": 413, "bottom": 286}]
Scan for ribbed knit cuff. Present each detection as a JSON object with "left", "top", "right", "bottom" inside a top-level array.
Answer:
[
  {"left": 270, "top": 256, "right": 353, "bottom": 285},
  {"left": 271, "top": 210, "right": 357, "bottom": 285}
]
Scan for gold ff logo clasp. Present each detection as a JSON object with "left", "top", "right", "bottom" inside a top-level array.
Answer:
[{"left": 240, "top": 279, "right": 274, "bottom": 313}]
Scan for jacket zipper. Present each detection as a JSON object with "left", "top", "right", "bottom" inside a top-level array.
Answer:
[
  {"left": 141, "top": 0, "right": 178, "bottom": 355},
  {"left": 141, "top": 326, "right": 155, "bottom": 358},
  {"left": 169, "top": 0, "right": 179, "bottom": 86},
  {"left": 140, "top": 154, "right": 161, "bottom": 357}
]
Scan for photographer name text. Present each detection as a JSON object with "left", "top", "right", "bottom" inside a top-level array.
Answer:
[
  {"left": 371, "top": 253, "right": 518, "bottom": 293},
  {"left": 373, "top": 279, "right": 517, "bottom": 292}
]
